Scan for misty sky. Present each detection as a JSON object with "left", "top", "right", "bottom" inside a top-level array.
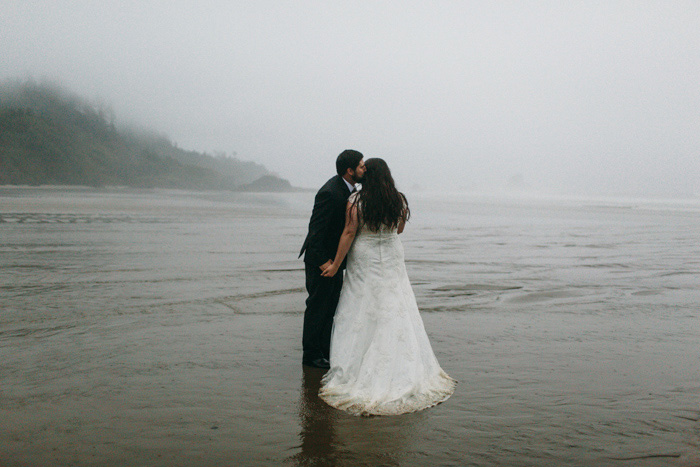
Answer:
[{"left": 2, "top": 1, "right": 699, "bottom": 196}]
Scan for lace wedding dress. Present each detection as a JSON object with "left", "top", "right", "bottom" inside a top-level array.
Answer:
[{"left": 319, "top": 217, "right": 456, "bottom": 416}]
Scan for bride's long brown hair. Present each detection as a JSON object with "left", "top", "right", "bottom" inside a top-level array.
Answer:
[{"left": 353, "top": 158, "right": 410, "bottom": 232}]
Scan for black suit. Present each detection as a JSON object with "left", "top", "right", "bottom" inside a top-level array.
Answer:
[{"left": 299, "top": 175, "right": 353, "bottom": 362}]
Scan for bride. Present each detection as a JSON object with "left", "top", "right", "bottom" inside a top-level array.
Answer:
[{"left": 318, "top": 158, "right": 456, "bottom": 416}]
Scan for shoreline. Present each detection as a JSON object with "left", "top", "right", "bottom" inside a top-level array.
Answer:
[
  {"left": 2, "top": 184, "right": 696, "bottom": 202},
  {"left": 0, "top": 183, "right": 315, "bottom": 194}
]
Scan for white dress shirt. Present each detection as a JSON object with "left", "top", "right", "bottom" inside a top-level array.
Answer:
[{"left": 342, "top": 177, "right": 356, "bottom": 193}]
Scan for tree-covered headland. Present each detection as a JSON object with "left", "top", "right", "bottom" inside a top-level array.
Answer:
[{"left": 0, "top": 79, "right": 293, "bottom": 191}]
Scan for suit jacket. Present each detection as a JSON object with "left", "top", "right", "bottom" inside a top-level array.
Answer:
[{"left": 299, "top": 175, "right": 353, "bottom": 269}]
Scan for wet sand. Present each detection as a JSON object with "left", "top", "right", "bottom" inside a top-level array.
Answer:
[{"left": 1, "top": 187, "right": 699, "bottom": 466}]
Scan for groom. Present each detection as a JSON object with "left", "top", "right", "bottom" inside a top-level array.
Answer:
[{"left": 299, "top": 150, "right": 366, "bottom": 369}]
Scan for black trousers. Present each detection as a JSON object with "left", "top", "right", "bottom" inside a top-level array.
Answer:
[{"left": 302, "top": 262, "right": 343, "bottom": 362}]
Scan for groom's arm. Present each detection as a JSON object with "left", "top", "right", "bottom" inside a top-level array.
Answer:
[{"left": 304, "top": 189, "right": 334, "bottom": 266}]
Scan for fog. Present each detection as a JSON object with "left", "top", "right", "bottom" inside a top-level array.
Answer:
[{"left": 2, "top": 1, "right": 699, "bottom": 196}]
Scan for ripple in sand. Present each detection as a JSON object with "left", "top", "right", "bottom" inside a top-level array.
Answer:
[
  {"left": 507, "top": 289, "right": 583, "bottom": 304},
  {"left": 0, "top": 213, "right": 166, "bottom": 224},
  {"left": 433, "top": 284, "right": 522, "bottom": 292}
]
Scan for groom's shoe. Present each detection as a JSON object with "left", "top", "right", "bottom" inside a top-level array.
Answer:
[{"left": 303, "top": 357, "right": 330, "bottom": 369}]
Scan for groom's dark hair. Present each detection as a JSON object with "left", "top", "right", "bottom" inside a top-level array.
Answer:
[{"left": 336, "top": 150, "right": 363, "bottom": 176}]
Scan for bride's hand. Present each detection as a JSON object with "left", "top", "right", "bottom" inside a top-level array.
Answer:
[
  {"left": 319, "top": 259, "right": 332, "bottom": 272},
  {"left": 321, "top": 262, "right": 339, "bottom": 278}
]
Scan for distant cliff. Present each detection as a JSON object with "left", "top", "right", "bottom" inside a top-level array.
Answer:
[
  {"left": 238, "top": 175, "right": 302, "bottom": 192},
  {"left": 0, "top": 80, "right": 290, "bottom": 191}
]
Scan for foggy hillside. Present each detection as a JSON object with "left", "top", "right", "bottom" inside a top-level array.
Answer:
[{"left": 0, "top": 79, "right": 288, "bottom": 190}]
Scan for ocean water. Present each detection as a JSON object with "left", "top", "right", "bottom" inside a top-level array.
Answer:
[{"left": 1, "top": 187, "right": 699, "bottom": 466}]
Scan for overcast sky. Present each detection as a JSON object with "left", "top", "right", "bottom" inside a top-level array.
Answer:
[{"left": 2, "top": 1, "right": 699, "bottom": 196}]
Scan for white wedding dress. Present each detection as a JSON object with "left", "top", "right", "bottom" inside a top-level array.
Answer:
[{"left": 319, "top": 210, "right": 456, "bottom": 416}]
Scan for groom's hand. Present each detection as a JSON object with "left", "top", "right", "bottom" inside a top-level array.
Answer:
[{"left": 319, "top": 260, "right": 332, "bottom": 272}]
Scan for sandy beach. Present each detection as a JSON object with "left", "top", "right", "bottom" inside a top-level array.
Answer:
[{"left": 1, "top": 187, "right": 699, "bottom": 466}]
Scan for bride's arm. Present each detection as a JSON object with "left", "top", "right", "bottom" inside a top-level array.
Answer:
[
  {"left": 397, "top": 218, "right": 406, "bottom": 234},
  {"left": 397, "top": 194, "right": 408, "bottom": 234},
  {"left": 320, "top": 201, "right": 359, "bottom": 278}
]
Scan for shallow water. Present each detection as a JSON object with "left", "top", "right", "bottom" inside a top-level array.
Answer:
[{"left": 1, "top": 187, "right": 699, "bottom": 466}]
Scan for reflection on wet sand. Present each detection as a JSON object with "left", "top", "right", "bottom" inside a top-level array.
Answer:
[
  {"left": 288, "top": 366, "right": 422, "bottom": 466},
  {"left": 287, "top": 366, "right": 339, "bottom": 466}
]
